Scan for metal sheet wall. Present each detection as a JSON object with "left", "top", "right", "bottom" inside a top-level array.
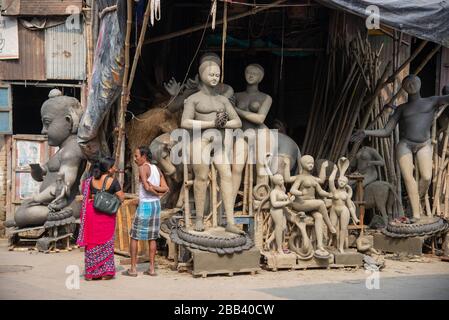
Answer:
[
  {"left": 45, "top": 22, "right": 86, "bottom": 80},
  {"left": 1, "top": 0, "right": 82, "bottom": 16}
]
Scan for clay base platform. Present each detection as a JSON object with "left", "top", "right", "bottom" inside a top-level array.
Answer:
[
  {"left": 374, "top": 233, "right": 425, "bottom": 255},
  {"left": 262, "top": 248, "right": 363, "bottom": 271},
  {"left": 188, "top": 247, "right": 261, "bottom": 277}
]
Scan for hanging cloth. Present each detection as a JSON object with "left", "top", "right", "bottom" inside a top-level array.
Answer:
[{"left": 150, "top": 0, "right": 161, "bottom": 26}]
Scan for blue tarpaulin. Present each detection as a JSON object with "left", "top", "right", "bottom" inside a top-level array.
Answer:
[{"left": 317, "top": 0, "right": 449, "bottom": 47}]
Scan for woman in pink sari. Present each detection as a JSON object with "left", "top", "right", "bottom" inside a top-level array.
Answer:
[{"left": 77, "top": 157, "right": 124, "bottom": 280}]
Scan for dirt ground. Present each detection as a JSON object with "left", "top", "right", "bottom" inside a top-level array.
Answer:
[{"left": 0, "top": 244, "right": 448, "bottom": 300}]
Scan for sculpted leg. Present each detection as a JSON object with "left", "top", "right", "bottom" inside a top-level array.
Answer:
[
  {"left": 271, "top": 209, "right": 286, "bottom": 254},
  {"left": 416, "top": 144, "right": 433, "bottom": 199},
  {"left": 215, "top": 162, "right": 244, "bottom": 234},
  {"left": 339, "top": 208, "right": 350, "bottom": 253},
  {"left": 328, "top": 208, "right": 338, "bottom": 246},
  {"left": 311, "top": 212, "right": 325, "bottom": 251},
  {"left": 15, "top": 205, "right": 49, "bottom": 228},
  {"left": 231, "top": 138, "right": 247, "bottom": 206},
  {"left": 192, "top": 163, "right": 209, "bottom": 231},
  {"left": 397, "top": 143, "right": 420, "bottom": 219}
]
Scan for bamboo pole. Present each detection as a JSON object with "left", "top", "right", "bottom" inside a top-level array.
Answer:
[{"left": 114, "top": 0, "right": 133, "bottom": 177}]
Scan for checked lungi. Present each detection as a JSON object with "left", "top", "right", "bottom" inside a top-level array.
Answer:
[{"left": 130, "top": 200, "right": 161, "bottom": 240}]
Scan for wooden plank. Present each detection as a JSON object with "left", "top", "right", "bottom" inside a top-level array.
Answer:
[{"left": 0, "top": 25, "right": 46, "bottom": 80}]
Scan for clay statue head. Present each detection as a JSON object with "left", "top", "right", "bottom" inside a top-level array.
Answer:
[
  {"left": 300, "top": 155, "right": 314, "bottom": 173},
  {"left": 338, "top": 176, "right": 348, "bottom": 188},
  {"left": 402, "top": 75, "right": 421, "bottom": 95},
  {"left": 271, "top": 173, "right": 284, "bottom": 186},
  {"left": 199, "top": 52, "right": 221, "bottom": 67},
  {"left": 245, "top": 64, "right": 264, "bottom": 85},
  {"left": 199, "top": 59, "right": 220, "bottom": 88},
  {"left": 41, "top": 90, "right": 83, "bottom": 146}
]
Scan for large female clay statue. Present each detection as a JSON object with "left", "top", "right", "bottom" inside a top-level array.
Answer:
[
  {"left": 5, "top": 90, "right": 85, "bottom": 228},
  {"left": 350, "top": 146, "right": 385, "bottom": 187},
  {"left": 164, "top": 52, "right": 234, "bottom": 113},
  {"left": 181, "top": 56, "right": 243, "bottom": 234},
  {"left": 289, "top": 155, "right": 337, "bottom": 257},
  {"left": 352, "top": 76, "right": 449, "bottom": 221},
  {"left": 265, "top": 174, "right": 295, "bottom": 253},
  {"left": 328, "top": 158, "right": 360, "bottom": 253},
  {"left": 234, "top": 64, "right": 272, "bottom": 131}
]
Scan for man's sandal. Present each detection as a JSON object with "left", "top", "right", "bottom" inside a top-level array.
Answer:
[
  {"left": 121, "top": 269, "right": 138, "bottom": 277},
  {"left": 143, "top": 270, "right": 157, "bottom": 276}
]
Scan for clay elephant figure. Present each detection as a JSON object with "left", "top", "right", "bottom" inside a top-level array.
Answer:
[{"left": 364, "top": 181, "right": 402, "bottom": 226}]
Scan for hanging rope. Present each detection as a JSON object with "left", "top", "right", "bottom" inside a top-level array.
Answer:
[
  {"left": 280, "top": 8, "right": 284, "bottom": 80},
  {"left": 221, "top": 1, "right": 228, "bottom": 83}
]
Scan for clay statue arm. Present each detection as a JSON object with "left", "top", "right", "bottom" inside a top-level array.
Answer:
[
  {"left": 328, "top": 165, "right": 337, "bottom": 194},
  {"left": 316, "top": 183, "right": 332, "bottom": 198},
  {"left": 30, "top": 163, "right": 47, "bottom": 182},
  {"left": 223, "top": 98, "right": 242, "bottom": 129},
  {"left": 51, "top": 153, "right": 81, "bottom": 205},
  {"left": 290, "top": 178, "right": 303, "bottom": 196},
  {"left": 345, "top": 186, "right": 359, "bottom": 224},
  {"left": 434, "top": 92, "right": 449, "bottom": 106},
  {"left": 368, "top": 148, "right": 385, "bottom": 167},
  {"left": 181, "top": 97, "right": 215, "bottom": 129},
  {"left": 317, "top": 161, "right": 329, "bottom": 184},
  {"left": 167, "top": 89, "right": 196, "bottom": 113},
  {"left": 270, "top": 191, "right": 290, "bottom": 208},
  {"left": 364, "top": 110, "right": 400, "bottom": 138},
  {"left": 235, "top": 96, "right": 272, "bottom": 125}
]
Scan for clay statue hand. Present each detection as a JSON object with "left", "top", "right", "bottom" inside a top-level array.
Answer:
[
  {"left": 185, "top": 75, "right": 199, "bottom": 91},
  {"left": 288, "top": 195, "right": 295, "bottom": 203},
  {"left": 30, "top": 164, "right": 45, "bottom": 182},
  {"left": 215, "top": 110, "right": 229, "bottom": 129},
  {"left": 350, "top": 130, "right": 366, "bottom": 144},
  {"left": 164, "top": 77, "right": 183, "bottom": 96}
]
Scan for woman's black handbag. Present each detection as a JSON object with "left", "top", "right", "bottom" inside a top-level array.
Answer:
[{"left": 93, "top": 176, "right": 121, "bottom": 215}]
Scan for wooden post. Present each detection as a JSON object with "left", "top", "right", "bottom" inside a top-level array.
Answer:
[{"left": 114, "top": 0, "right": 133, "bottom": 170}]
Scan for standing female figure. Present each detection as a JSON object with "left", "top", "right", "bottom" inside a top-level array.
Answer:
[{"left": 77, "top": 157, "right": 124, "bottom": 280}]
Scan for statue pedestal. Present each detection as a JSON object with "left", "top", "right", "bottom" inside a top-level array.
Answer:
[
  {"left": 188, "top": 247, "right": 261, "bottom": 277},
  {"left": 373, "top": 233, "right": 425, "bottom": 255},
  {"left": 329, "top": 248, "right": 364, "bottom": 266}
]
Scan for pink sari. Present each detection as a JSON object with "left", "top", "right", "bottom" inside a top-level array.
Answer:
[{"left": 77, "top": 178, "right": 116, "bottom": 279}]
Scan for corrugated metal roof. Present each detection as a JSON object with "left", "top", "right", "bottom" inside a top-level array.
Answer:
[
  {"left": 45, "top": 21, "right": 86, "bottom": 80},
  {"left": 0, "top": 24, "right": 46, "bottom": 80},
  {"left": 1, "top": 0, "right": 83, "bottom": 16}
]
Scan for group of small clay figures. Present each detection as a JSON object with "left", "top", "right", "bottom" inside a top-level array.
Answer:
[{"left": 266, "top": 156, "right": 359, "bottom": 258}]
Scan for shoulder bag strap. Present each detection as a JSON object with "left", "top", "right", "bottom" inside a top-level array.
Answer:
[{"left": 101, "top": 176, "right": 110, "bottom": 192}]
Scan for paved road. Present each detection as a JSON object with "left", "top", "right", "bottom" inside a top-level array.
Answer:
[{"left": 258, "top": 275, "right": 449, "bottom": 300}]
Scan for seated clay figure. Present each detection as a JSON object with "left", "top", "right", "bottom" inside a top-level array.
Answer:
[
  {"left": 289, "top": 155, "right": 337, "bottom": 257},
  {"left": 5, "top": 89, "right": 85, "bottom": 228}
]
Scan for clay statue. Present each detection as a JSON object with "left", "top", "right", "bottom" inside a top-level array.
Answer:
[
  {"left": 6, "top": 89, "right": 85, "bottom": 228},
  {"left": 164, "top": 52, "right": 234, "bottom": 113},
  {"left": 352, "top": 75, "right": 449, "bottom": 221},
  {"left": 364, "top": 181, "right": 401, "bottom": 225},
  {"left": 350, "top": 146, "right": 385, "bottom": 187},
  {"left": 234, "top": 64, "right": 272, "bottom": 131},
  {"left": 181, "top": 55, "right": 243, "bottom": 234},
  {"left": 264, "top": 174, "right": 295, "bottom": 253},
  {"left": 328, "top": 158, "right": 360, "bottom": 253},
  {"left": 289, "top": 155, "right": 337, "bottom": 257}
]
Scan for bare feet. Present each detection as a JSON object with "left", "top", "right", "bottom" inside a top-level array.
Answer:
[
  {"left": 194, "top": 220, "right": 205, "bottom": 232},
  {"left": 226, "top": 224, "right": 245, "bottom": 235}
]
